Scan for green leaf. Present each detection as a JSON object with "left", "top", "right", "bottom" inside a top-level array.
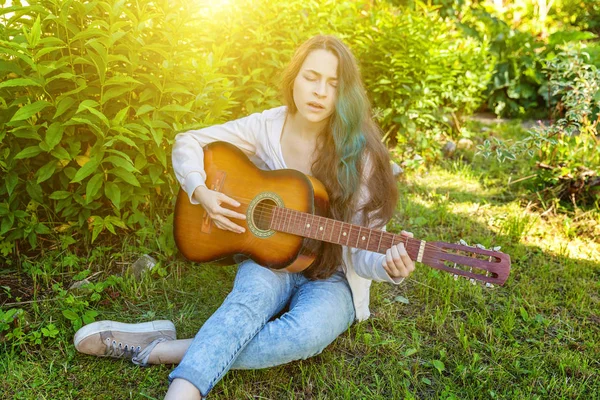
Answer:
[
  {"left": 105, "top": 215, "right": 127, "bottom": 229},
  {"left": 35, "top": 46, "right": 65, "bottom": 59},
  {"left": 26, "top": 181, "right": 44, "bottom": 203},
  {"left": 10, "top": 101, "right": 52, "bottom": 122},
  {"left": 0, "top": 78, "right": 41, "bottom": 89},
  {"left": 82, "top": 310, "right": 98, "bottom": 324},
  {"left": 62, "top": 309, "right": 79, "bottom": 321},
  {"left": 519, "top": 306, "right": 529, "bottom": 322},
  {"left": 50, "top": 146, "right": 71, "bottom": 161},
  {"left": 150, "top": 127, "right": 163, "bottom": 146},
  {"left": 36, "top": 160, "right": 57, "bottom": 184},
  {"left": 11, "top": 126, "right": 41, "bottom": 140},
  {"left": 101, "top": 86, "right": 132, "bottom": 104},
  {"left": 104, "top": 75, "right": 142, "bottom": 86},
  {"left": 153, "top": 144, "right": 167, "bottom": 168},
  {"left": 80, "top": 104, "right": 109, "bottom": 127},
  {"left": 14, "top": 146, "right": 42, "bottom": 159},
  {"left": 135, "top": 104, "right": 155, "bottom": 116},
  {"left": 92, "top": 221, "right": 104, "bottom": 242},
  {"left": 34, "top": 223, "right": 51, "bottom": 234},
  {"left": 5, "top": 172, "right": 18, "bottom": 196},
  {"left": 71, "top": 155, "right": 103, "bottom": 183},
  {"left": 1, "top": 216, "right": 14, "bottom": 236},
  {"left": 70, "top": 27, "right": 109, "bottom": 43},
  {"left": 75, "top": 100, "right": 100, "bottom": 113},
  {"left": 394, "top": 295, "right": 410, "bottom": 304},
  {"left": 148, "top": 164, "right": 162, "bottom": 184},
  {"left": 103, "top": 155, "right": 136, "bottom": 172},
  {"left": 431, "top": 360, "right": 445, "bottom": 373},
  {"left": 69, "top": 117, "right": 104, "bottom": 137},
  {"left": 29, "top": 15, "right": 41, "bottom": 48},
  {"left": 86, "top": 173, "right": 104, "bottom": 201},
  {"left": 104, "top": 181, "right": 121, "bottom": 209},
  {"left": 159, "top": 104, "right": 191, "bottom": 113},
  {"left": 109, "top": 167, "right": 140, "bottom": 187},
  {"left": 46, "top": 72, "right": 75, "bottom": 84},
  {"left": 112, "top": 106, "right": 129, "bottom": 125},
  {"left": 53, "top": 97, "right": 76, "bottom": 119},
  {"left": 104, "top": 219, "right": 116, "bottom": 234},
  {"left": 404, "top": 348, "right": 417, "bottom": 357},
  {"left": 87, "top": 40, "right": 107, "bottom": 85},
  {"left": 45, "top": 122, "right": 64, "bottom": 150},
  {"left": 49, "top": 191, "right": 71, "bottom": 200}
]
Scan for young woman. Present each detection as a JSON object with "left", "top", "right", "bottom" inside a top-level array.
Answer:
[{"left": 74, "top": 35, "right": 415, "bottom": 399}]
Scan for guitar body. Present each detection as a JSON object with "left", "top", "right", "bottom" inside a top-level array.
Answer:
[{"left": 174, "top": 141, "right": 329, "bottom": 272}]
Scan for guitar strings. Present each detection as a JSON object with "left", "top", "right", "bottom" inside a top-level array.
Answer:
[
  {"left": 234, "top": 199, "right": 464, "bottom": 259},
  {"left": 199, "top": 195, "right": 500, "bottom": 276},
  {"left": 221, "top": 197, "right": 483, "bottom": 262}
]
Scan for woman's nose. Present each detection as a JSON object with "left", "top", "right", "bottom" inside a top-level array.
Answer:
[{"left": 314, "top": 81, "right": 327, "bottom": 98}]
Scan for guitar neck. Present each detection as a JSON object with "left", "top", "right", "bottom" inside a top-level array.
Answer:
[{"left": 270, "top": 207, "right": 428, "bottom": 262}]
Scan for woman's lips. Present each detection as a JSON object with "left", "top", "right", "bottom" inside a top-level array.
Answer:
[{"left": 307, "top": 103, "right": 325, "bottom": 112}]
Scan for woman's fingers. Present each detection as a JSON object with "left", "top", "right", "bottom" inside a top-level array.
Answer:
[
  {"left": 219, "top": 206, "right": 246, "bottom": 221},
  {"left": 214, "top": 215, "right": 245, "bottom": 233},
  {"left": 383, "top": 243, "right": 415, "bottom": 278},
  {"left": 396, "top": 243, "right": 415, "bottom": 273},
  {"left": 218, "top": 193, "right": 241, "bottom": 208},
  {"left": 201, "top": 191, "right": 246, "bottom": 233}
]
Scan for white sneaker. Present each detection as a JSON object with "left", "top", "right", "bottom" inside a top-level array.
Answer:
[{"left": 74, "top": 320, "right": 176, "bottom": 366}]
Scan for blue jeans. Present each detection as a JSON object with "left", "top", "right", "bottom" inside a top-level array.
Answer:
[{"left": 168, "top": 259, "right": 356, "bottom": 397}]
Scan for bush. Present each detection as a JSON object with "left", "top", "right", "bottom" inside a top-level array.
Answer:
[
  {"left": 531, "top": 48, "right": 600, "bottom": 207},
  {"left": 0, "top": 0, "right": 237, "bottom": 257},
  {"left": 478, "top": 46, "right": 600, "bottom": 208}
]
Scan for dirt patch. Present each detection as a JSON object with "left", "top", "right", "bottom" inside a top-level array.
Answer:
[{"left": 0, "top": 271, "right": 35, "bottom": 306}]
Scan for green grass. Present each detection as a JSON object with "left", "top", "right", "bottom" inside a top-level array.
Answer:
[{"left": 1, "top": 123, "right": 599, "bottom": 399}]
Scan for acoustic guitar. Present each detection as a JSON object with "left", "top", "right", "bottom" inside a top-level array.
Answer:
[{"left": 174, "top": 141, "right": 510, "bottom": 285}]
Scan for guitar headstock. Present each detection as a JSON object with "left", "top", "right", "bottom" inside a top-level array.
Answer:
[{"left": 426, "top": 239, "right": 511, "bottom": 286}]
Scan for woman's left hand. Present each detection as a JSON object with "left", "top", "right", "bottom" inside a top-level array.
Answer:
[{"left": 382, "top": 230, "right": 415, "bottom": 279}]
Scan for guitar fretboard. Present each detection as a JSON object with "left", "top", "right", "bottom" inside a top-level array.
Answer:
[{"left": 270, "top": 207, "right": 426, "bottom": 261}]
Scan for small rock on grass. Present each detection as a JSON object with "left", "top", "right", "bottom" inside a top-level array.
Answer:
[{"left": 131, "top": 254, "right": 157, "bottom": 279}]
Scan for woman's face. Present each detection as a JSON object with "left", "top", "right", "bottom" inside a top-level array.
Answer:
[{"left": 293, "top": 49, "right": 339, "bottom": 124}]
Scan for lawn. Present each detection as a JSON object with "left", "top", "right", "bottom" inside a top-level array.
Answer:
[{"left": 1, "top": 122, "right": 599, "bottom": 399}]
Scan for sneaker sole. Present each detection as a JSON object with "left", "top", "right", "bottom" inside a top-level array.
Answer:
[{"left": 73, "top": 320, "right": 176, "bottom": 349}]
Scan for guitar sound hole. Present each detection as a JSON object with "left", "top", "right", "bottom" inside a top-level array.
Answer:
[{"left": 253, "top": 198, "right": 277, "bottom": 231}]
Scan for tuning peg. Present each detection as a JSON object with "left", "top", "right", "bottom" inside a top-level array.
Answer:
[
  {"left": 493, "top": 246, "right": 501, "bottom": 251},
  {"left": 485, "top": 282, "right": 494, "bottom": 288},
  {"left": 475, "top": 243, "right": 485, "bottom": 249},
  {"left": 453, "top": 274, "right": 458, "bottom": 280},
  {"left": 470, "top": 278, "right": 476, "bottom": 285},
  {"left": 459, "top": 239, "right": 468, "bottom": 246}
]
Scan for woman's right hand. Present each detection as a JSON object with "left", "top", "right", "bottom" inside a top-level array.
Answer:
[{"left": 193, "top": 186, "right": 246, "bottom": 234}]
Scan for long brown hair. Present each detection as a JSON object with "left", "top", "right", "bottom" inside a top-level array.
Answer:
[{"left": 280, "top": 35, "right": 398, "bottom": 280}]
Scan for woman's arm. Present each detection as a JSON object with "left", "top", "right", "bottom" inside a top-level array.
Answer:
[{"left": 172, "top": 112, "right": 263, "bottom": 204}]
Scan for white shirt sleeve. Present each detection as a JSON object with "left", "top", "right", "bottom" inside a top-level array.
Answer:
[
  {"left": 342, "top": 156, "right": 405, "bottom": 285},
  {"left": 346, "top": 225, "right": 405, "bottom": 285},
  {"left": 171, "top": 112, "right": 263, "bottom": 204}
]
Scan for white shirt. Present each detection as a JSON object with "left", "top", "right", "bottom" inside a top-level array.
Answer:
[{"left": 172, "top": 106, "right": 403, "bottom": 321}]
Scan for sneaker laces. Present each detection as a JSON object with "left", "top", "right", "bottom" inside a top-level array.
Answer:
[{"left": 104, "top": 338, "right": 142, "bottom": 359}]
